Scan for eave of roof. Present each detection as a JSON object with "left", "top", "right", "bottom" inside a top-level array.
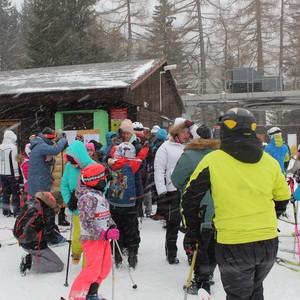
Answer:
[{"left": 0, "top": 59, "right": 162, "bottom": 96}]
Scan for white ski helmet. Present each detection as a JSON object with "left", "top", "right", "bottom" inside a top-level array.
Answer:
[
  {"left": 151, "top": 125, "right": 160, "bottom": 134},
  {"left": 267, "top": 127, "right": 281, "bottom": 139},
  {"left": 114, "top": 142, "right": 136, "bottom": 159},
  {"left": 133, "top": 122, "right": 144, "bottom": 132}
]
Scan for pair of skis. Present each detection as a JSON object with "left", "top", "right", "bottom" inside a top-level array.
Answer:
[
  {"left": 276, "top": 257, "right": 300, "bottom": 272},
  {"left": 198, "top": 288, "right": 213, "bottom": 299}
]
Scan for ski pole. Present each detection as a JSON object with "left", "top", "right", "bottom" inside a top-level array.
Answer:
[
  {"left": 115, "top": 240, "right": 138, "bottom": 289},
  {"left": 291, "top": 198, "right": 300, "bottom": 264},
  {"left": 184, "top": 243, "right": 198, "bottom": 300},
  {"left": 64, "top": 215, "right": 73, "bottom": 287},
  {"left": 112, "top": 240, "right": 116, "bottom": 300}
]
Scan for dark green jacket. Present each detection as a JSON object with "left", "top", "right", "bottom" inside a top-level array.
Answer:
[{"left": 171, "top": 139, "right": 220, "bottom": 229}]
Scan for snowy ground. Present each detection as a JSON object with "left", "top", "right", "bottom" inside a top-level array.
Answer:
[{"left": 0, "top": 202, "right": 300, "bottom": 300}]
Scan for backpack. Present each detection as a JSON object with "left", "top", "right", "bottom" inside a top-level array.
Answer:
[
  {"left": 107, "top": 165, "right": 136, "bottom": 207},
  {"left": 13, "top": 198, "right": 44, "bottom": 244}
]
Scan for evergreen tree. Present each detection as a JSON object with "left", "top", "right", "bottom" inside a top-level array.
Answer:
[
  {"left": 0, "top": 0, "right": 22, "bottom": 70},
  {"left": 23, "top": 0, "right": 122, "bottom": 68},
  {"left": 142, "top": 0, "right": 184, "bottom": 65}
]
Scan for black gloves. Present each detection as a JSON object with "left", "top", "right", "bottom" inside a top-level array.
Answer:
[
  {"left": 184, "top": 228, "right": 200, "bottom": 253},
  {"left": 68, "top": 191, "right": 78, "bottom": 212}
]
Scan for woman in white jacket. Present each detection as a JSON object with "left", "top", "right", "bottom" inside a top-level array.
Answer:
[
  {"left": 0, "top": 130, "right": 20, "bottom": 217},
  {"left": 154, "top": 118, "right": 193, "bottom": 264}
]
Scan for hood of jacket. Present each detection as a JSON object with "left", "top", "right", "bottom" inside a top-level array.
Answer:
[
  {"left": 184, "top": 139, "right": 220, "bottom": 152},
  {"left": 220, "top": 135, "right": 263, "bottom": 163},
  {"left": 30, "top": 134, "right": 53, "bottom": 150},
  {"left": 105, "top": 131, "right": 116, "bottom": 146},
  {"left": 66, "top": 140, "right": 95, "bottom": 169},
  {"left": 2, "top": 130, "right": 17, "bottom": 144}
]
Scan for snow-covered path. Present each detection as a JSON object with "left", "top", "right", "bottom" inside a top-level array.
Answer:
[{"left": 0, "top": 202, "right": 299, "bottom": 300}]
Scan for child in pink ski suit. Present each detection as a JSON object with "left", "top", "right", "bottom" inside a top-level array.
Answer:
[{"left": 68, "top": 163, "right": 119, "bottom": 300}]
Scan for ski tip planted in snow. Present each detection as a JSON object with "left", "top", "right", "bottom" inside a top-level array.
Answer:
[{"left": 198, "top": 288, "right": 212, "bottom": 300}]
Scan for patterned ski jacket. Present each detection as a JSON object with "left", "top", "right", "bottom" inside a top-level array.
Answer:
[
  {"left": 76, "top": 185, "right": 115, "bottom": 242},
  {"left": 182, "top": 135, "right": 290, "bottom": 244},
  {"left": 171, "top": 139, "right": 220, "bottom": 229}
]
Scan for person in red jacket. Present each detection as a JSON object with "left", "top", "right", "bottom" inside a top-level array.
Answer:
[{"left": 107, "top": 142, "right": 148, "bottom": 269}]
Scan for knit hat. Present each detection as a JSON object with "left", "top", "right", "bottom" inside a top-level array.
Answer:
[
  {"left": 35, "top": 191, "right": 60, "bottom": 214},
  {"left": 120, "top": 119, "right": 134, "bottom": 135},
  {"left": 85, "top": 143, "right": 95, "bottom": 152},
  {"left": 41, "top": 127, "right": 56, "bottom": 139},
  {"left": 81, "top": 164, "right": 107, "bottom": 187},
  {"left": 157, "top": 129, "right": 167, "bottom": 141},
  {"left": 114, "top": 142, "right": 136, "bottom": 159},
  {"left": 196, "top": 124, "right": 212, "bottom": 139},
  {"left": 169, "top": 119, "right": 194, "bottom": 138}
]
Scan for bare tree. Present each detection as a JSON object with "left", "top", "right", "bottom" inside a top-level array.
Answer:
[{"left": 98, "top": 0, "right": 150, "bottom": 60}]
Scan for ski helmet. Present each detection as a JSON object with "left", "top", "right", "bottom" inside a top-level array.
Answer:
[
  {"left": 267, "top": 127, "right": 281, "bottom": 139},
  {"left": 81, "top": 164, "right": 108, "bottom": 189},
  {"left": 219, "top": 107, "right": 257, "bottom": 139},
  {"left": 133, "top": 122, "right": 144, "bottom": 132},
  {"left": 151, "top": 125, "right": 160, "bottom": 134},
  {"left": 114, "top": 142, "right": 136, "bottom": 159}
]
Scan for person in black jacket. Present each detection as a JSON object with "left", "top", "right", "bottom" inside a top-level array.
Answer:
[{"left": 19, "top": 191, "right": 64, "bottom": 275}]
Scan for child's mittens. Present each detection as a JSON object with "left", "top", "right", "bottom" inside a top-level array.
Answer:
[
  {"left": 99, "top": 228, "right": 120, "bottom": 240},
  {"left": 107, "top": 228, "right": 119, "bottom": 240}
]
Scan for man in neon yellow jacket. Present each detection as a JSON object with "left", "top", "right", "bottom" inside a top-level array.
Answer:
[{"left": 182, "top": 108, "right": 290, "bottom": 300}]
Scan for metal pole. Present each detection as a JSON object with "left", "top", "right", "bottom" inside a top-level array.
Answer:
[{"left": 159, "top": 71, "right": 165, "bottom": 112}]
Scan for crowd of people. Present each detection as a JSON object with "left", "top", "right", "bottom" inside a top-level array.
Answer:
[{"left": 0, "top": 108, "right": 299, "bottom": 300}]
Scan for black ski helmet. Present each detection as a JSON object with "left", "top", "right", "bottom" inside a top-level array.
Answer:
[{"left": 219, "top": 107, "right": 257, "bottom": 139}]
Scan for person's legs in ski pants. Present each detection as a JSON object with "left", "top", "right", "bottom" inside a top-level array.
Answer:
[
  {"left": 69, "top": 240, "right": 112, "bottom": 300},
  {"left": 215, "top": 237, "right": 278, "bottom": 300}
]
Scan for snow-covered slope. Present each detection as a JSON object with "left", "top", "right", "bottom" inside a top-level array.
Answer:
[{"left": 0, "top": 202, "right": 299, "bottom": 300}]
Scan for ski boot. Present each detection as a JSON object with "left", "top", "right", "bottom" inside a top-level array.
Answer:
[
  {"left": 58, "top": 208, "right": 70, "bottom": 226},
  {"left": 71, "top": 253, "right": 81, "bottom": 265},
  {"left": 20, "top": 254, "right": 32, "bottom": 276},
  {"left": 167, "top": 256, "right": 179, "bottom": 265},
  {"left": 183, "top": 280, "right": 199, "bottom": 295},
  {"left": 128, "top": 250, "right": 138, "bottom": 269}
]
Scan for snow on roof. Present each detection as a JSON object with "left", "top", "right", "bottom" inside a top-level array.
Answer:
[{"left": 0, "top": 59, "right": 161, "bottom": 96}]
